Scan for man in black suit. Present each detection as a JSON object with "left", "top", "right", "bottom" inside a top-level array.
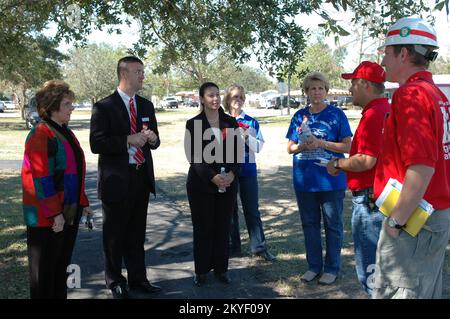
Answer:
[{"left": 90, "top": 56, "right": 161, "bottom": 299}]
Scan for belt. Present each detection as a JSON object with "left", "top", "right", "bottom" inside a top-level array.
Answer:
[
  {"left": 129, "top": 163, "right": 146, "bottom": 171},
  {"left": 352, "top": 187, "right": 373, "bottom": 197}
]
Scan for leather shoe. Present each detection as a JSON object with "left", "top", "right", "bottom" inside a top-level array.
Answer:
[
  {"left": 129, "top": 281, "right": 162, "bottom": 294},
  {"left": 193, "top": 274, "right": 207, "bottom": 287},
  {"left": 255, "top": 250, "right": 277, "bottom": 262},
  {"left": 214, "top": 272, "right": 231, "bottom": 284},
  {"left": 111, "top": 283, "right": 129, "bottom": 299}
]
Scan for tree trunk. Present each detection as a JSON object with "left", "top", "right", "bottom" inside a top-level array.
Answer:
[
  {"left": 20, "top": 86, "right": 27, "bottom": 119},
  {"left": 287, "top": 72, "right": 291, "bottom": 116}
]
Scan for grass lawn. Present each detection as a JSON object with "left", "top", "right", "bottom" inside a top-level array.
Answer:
[
  {"left": 0, "top": 171, "right": 28, "bottom": 299},
  {"left": 1, "top": 108, "right": 448, "bottom": 299}
]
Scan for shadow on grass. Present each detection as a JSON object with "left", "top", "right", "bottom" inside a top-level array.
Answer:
[
  {"left": 5, "top": 162, "right": 448, "bottom": 299},
  {"left": 148, "top": 165, "right": 450, "bottom": 298},
  {"left": 135, "top": 166, "right": 366, "bottom": 298},
  {"left": 0, "top": 172, "right": 29, "bottom": 299},
  {"left": 0, "top": 118, "right": 28, "bottom": 132}
]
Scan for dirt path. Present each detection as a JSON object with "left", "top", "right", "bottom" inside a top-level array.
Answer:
[{"left": 68, "top": 170, "right": 369, "bottom": 299}]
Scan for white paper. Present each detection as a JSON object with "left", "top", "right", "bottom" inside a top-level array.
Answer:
[{"left": 314, "top": 162, "right": 328, "bottom": 167}]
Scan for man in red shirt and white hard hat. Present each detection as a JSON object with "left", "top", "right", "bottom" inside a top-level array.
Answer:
[{"left": 373, "top": 17, "right": 450, "bottom": 299}]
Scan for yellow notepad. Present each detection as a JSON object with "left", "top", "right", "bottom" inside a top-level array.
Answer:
[{"left": 375, "top": 178, "right": 434, "bottom": 237}]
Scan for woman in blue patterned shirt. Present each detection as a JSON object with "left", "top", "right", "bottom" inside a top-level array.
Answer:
[
  {"left": 224, "top": 84, "right": 276, "bottom": 262},
  {"left": 286, "top": 72, "right": 352, "bottom": 285}
]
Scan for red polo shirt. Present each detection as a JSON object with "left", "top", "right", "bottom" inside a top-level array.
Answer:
[
  {"left": 374, "top": 71, "right": 450, "bottom": 209},
  {"left": 347, "top": 98, "right": 391, "bottom": 191}
]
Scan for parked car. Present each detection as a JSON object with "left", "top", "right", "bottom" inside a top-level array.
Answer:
[
  {"left": 269, "top": 96, "right": 300, "bottom": 109},
  {"left": 262, "top": 94, "right": 279, "bottom": 108},
  {"left": 161, "top": 96, "right": 179, "bottom": 108},
  {"left": 337, "top": 96, "right": 353, "bottom": 107},
  {"left": 24, "top": 97, "right": 40, "bottom": 129},
  {"left": 0, "top": 100, "right": 18, "bottom": 110},
  {"left": 80, "top": 101, "right": 92, "bottom": 108},
  {"left": 184, "top": 98, "right": 199, "bottom": 107},
  {"left": 0, "top": 101, "right": 4, "bottom": 112},
  {"left": 330, "top": 96, "right": 353, "bottom": 110}
]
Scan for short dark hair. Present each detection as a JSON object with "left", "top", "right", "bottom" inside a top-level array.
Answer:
[
  {"left": 392, "top": 45, "right": 431, "bottom": 68},
  {"left": 117, "top": 56, "right": 144, "bottom": 81},
  {"left": 35, "top": 80, "right": 75, "bottom": 119},
  {"left": 356, "top": 78, "right": 385, "bottom": 95}
]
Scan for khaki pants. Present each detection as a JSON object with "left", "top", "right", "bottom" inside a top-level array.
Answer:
[{"left": 373, "top": 208, "right": 450, "bottom": 299}]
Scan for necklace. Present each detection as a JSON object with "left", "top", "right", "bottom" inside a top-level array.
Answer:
[{"left": 207, "top": 116, "right": 219, "bottom": 124}]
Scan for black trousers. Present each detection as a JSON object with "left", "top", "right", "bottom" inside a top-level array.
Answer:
[
  {"left": 102, "top": 165, "right": 151, "bottom": 289},
  {"left": 27, "top": 222, "right": 80, "bottom": 299},
  {"left": 187, "top": 186, "right": 237, "bottom": 275}
]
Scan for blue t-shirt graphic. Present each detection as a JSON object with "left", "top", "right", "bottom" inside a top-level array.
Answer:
[
  {"left": 236, "top": 112, "right": 264, "bottom": 177},
  {"left": 286, "top": 104, "right": 352, "bottom": 192}
]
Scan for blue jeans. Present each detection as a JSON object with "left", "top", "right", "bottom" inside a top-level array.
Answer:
[
  {"left": 230, "top": 175, "right": 266, "bottom": 253},
  {"left": 351, "top": 188, "right": 383, "bottom": 296},
  {"left": 295, "top": 190, "right": 345, "bottom": 275}
]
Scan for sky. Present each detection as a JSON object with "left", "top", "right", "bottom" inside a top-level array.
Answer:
[{"left": 48, "top": 4, "right": 450, "bottom": 76}]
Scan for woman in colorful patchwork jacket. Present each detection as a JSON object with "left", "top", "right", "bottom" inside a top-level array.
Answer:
[{"left": 22, "top": 80, "right": 92, "bottom": 299}]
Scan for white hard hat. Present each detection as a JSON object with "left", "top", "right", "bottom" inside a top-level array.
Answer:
[{"left": 380, "top": 17, "right": 439, "bottom": 49}]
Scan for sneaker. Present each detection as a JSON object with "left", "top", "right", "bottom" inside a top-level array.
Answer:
[
  {"left": 318, "top": 273, "right": 337, "bottom": 285},
  {"left": 300, "top": 271, "right": 319, "bottom": 282}
]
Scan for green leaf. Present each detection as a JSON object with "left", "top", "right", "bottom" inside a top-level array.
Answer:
[
  {"left": 434, "top": 1, "right": 446, "bottom": 11},
  {"left": 337, "top": 26, "right": 351, "bottom": 36}
]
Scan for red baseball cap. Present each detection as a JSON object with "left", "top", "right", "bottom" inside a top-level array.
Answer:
[{"left": 341, "top": 61, "right": 386, "bottom": 84}]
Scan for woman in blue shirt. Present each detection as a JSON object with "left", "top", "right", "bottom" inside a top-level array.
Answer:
[
  {"left": 224, "top": 84, "right": 276, "bottom": 262},
  {"left": 286, "top": 72, "right": 352, "bottom": 285}
]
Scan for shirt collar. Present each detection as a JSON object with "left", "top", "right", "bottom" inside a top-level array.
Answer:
[
  {"left": 405, "top": 71, "right": 434, "bottom": 85},
  {"left": 117, "top": 87, "right": 135, "bottom": 102},
  {"left": 236, "top": 110, "right": 246, "bottom": 120},
  {"left": 362, "top": 98, "right": 390, "bottom": 114}
]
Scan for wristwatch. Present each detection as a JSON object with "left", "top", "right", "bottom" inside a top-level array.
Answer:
[
  {"left": 333, "top": 158, "right": 341, "bottom": 169},
  {"left": 387, "top": 216, "right": 405, "bottom": 229}
]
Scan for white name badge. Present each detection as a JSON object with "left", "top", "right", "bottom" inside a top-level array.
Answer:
[{"left": 142, "top": 117, "right": 149, "bottom": 122}]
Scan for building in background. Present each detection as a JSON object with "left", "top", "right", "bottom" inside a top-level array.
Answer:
[{"left": 385, "top": 74, "right": 450, "bottom": 101}]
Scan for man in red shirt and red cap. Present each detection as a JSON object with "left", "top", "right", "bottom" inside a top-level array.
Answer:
[
  {"left": 372, "top": 17, "right": 450, "bottom": 299},
  {"left": 327, "top": 61, "right": 391, "bottom": 297}
]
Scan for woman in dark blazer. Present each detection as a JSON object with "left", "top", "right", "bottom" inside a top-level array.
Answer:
[{"left": 184, "top": 82, "right": 242, "bottom": 286}]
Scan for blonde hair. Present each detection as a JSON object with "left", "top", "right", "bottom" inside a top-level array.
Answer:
[
  {"left": 302, "top": 72, "right": 330, "bottom": 93},
  {"left": 35, "top": 80, "right": 75, "bottom": 119},
  {"left": 223, "top": 84, "right": 246, "bottom": 113}
]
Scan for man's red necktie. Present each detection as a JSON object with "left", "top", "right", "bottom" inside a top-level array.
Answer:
[{"left": 129, "top": 97, "right": 145, "bottom": 165}]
